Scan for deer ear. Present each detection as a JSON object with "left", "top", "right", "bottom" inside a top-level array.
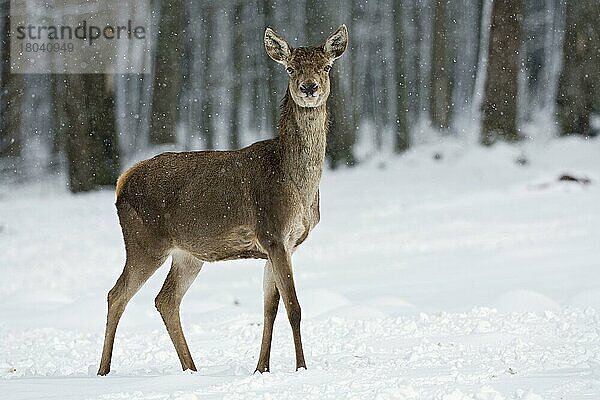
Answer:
[
  {"left": 264, "top": 27, "right": 291, "bottom": 64},
  {"left": 323, "top": 24, "right": 348, "bottom": 60}
]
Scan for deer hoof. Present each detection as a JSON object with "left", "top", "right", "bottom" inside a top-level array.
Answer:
[{"left": 254, "top": 365, "right": 269, "bottom": 374}]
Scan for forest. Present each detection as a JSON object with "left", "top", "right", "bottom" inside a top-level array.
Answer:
[{"left": 0, "top": 0, "right": 598, "bottom": 192}]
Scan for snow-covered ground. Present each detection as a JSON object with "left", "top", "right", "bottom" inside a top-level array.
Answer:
[{"left": 1, "top": 137, "right": 599, "bottom": 399}]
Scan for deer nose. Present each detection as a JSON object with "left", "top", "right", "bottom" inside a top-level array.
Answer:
[{"left": 300, "top": 82, "right": 318, "bottom": 96}]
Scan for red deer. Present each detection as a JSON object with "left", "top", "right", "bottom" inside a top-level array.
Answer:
[{"left": 97, "top": 24, "right": 348, "bottom": 375}]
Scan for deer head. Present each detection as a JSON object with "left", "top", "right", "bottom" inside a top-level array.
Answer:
[{"left": 264, "top": 25, "right": 348, "bottom": 108}]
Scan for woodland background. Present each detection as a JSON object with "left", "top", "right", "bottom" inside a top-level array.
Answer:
[{"left": 0, "top": 0, "right": 598, "bottom": 192}]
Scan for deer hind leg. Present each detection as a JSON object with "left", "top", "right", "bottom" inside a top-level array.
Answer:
[
  {"left": 255, "top": 260, "right": 280, "bottom": 373},
  {"left": 98, "top": 249, "right": 167, "bottom": 376},
  {"left": 155, "top": 250, "right": 203, "bottom": 372},
  {"left": 265, "top": 241, "right": 306, "bottom": 371}
]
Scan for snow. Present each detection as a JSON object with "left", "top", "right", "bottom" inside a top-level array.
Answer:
[{"left": 1, "top": 137, "right": 599, "bottom": 399}]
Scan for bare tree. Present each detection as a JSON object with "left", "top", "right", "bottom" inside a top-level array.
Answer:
[
  {"left": 449, "top": 0, "right": 481, "bottom": 123},
  {"left": 430, "top": 0, "right": 452, "bottom": 130},
  {"left": 200, "top": 3, "right": 215, "bottom": 149},
  {"left": 247, "top": 0, "right": 265, "bottom": 134},
  {"left": 481, "top": 0, "right": 523, "bottom": 145},
  {"left": 349, "top": 1, "right": 362, "bottom": 147},
  {"left": 556, "top": 0, "right": 600, "bottom": 137},
  {"left": 229, "top": 0, "right": 243, "bottom": 149},
  {"left": 149, "top": 0, "right": 183, "bottom": 144},
  {"left": 263, "top": 0, "right": 279, "bottom": 135},
  {"left": 393, "top": 0, "right": 409, "bottom": 152},
  {"left": 55, "top": 74, "right": 120, "bottom": 193},
  {"left": 306, "top": 0, "right": 355, "bottom": 168},
  {"left": 0, "top": 2, "right": 23, "bottom": 159}
]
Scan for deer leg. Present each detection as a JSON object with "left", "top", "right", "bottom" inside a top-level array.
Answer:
[
  {"left": 255, "top": 260, "right": 280, "bottom": 373},
  {"left": 155, "top": 250, "right": 203, "bottom": 372},
  {"left": 98, "top": 252, "right": 167, "bottom": 376},
  {"left": 267, "top": 242, "right": 306, "bottom": 371}
]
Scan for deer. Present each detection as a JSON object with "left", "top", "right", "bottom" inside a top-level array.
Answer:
[{"left": 97, "top": 24, "right": 348, "bottom": 376}]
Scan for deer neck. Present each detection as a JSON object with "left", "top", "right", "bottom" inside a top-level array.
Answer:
[{"left": 276, "top": 90, "right": 328, "bottom": 202}]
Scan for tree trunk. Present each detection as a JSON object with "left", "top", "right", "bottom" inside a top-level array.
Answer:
[
  {"left": 230, "top": 0, "right": 243, "bottom": 149},
  {"left": 0, "top": 2, "right": 23, "bottom": 158},
  {"left": 393, "top": 0, "right": 410, "bottom": 152},
  {"left": 57, "top": 74, "right": 120, "bottom": 193},
  {"left": 149, "top": 0, "right": 183, "bottom": 144},
  {"left": 306, "top": 0, "right": 355, "bottom": 168},
  {"left": 349, "top": 1, "right": 360, "bottom": 147},
  {"left": 430, "top": 0, "right": 452, "bottom": 130},
  {"left": 248, "top": 1, "right": 263, "bottom": 134},
  {"left": 327, "top": 71, "right": 356, "bottom": 168},
  {"left": 415, "top": 0, "right": 432, "bottom": 122},
  {"left": 471, "top": 0, "right": 493, "bottom": 122},
  {"left": 263, "top": 0, "right": 279, "bottom": 135},
  {"left": 200, "top": 3, "right": 215, "bottom": 149},
  {"left": 481, "top": 0, "right": 523, "bottom": 145},
  {"left": 556, "top": 0, "right": 600, "bottom": 137}
]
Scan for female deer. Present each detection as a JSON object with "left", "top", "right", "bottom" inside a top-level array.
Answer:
[{"left": 98, "top": 25, "right": 348, "bottom": 376}]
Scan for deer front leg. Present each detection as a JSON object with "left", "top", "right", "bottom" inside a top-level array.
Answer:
[
  {"left": 255, "top": 260, "right": 280, "bottom": 373},
  {"left": 266, "top": 242, "right": 306, "bottom": 371}
]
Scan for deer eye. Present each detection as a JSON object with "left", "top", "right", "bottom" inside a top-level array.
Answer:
[
  {"left": 324, "top": 65, "right": 332, "bottom": 72},
  {"left": 286, "top": 67, "right": 295, "bottom": 75}
]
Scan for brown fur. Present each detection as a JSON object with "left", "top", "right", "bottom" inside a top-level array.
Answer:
[
  {"left": 97, "top": 25, "right": 348, "bottom": 376},
  {"left": 115, "top": 161, "right": 143, "bottom": 200}
]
